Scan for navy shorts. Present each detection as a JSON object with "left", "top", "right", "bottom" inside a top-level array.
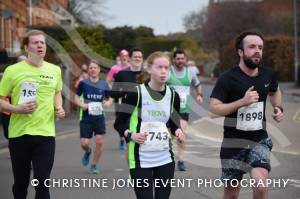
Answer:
[
  {"left": 220, "top": 137, "right": 273, "bottom": 181},
  {"left": 80, "top": 117, "right": 106, "bottom": 139}
]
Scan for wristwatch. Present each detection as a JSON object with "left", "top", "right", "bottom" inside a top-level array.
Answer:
[
  {"left": 274, "top": 106, "right": 283, "bottom": 113},
  {"left": 126, "top": 132, "right": 132, "bottom": 142}
]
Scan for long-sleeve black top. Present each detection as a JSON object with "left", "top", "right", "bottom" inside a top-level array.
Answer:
[{"left": 110, "top": 70, "right": 143, "bottom": 99}]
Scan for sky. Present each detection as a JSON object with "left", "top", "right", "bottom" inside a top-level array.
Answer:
[{"left": 103, "top": 0, "right": 209, "bottom": 35}]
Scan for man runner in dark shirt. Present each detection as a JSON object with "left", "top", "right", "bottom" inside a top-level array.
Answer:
[
  {"left": 210, "top": 31, "right": 284, "bottom": 199},
  {"left": 111, "top": 48, "right": 144, "bottom": 150}
]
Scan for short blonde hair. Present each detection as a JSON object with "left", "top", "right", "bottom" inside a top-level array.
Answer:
[{"left": 21, "top": 29, "right": 46, "bottom": 50}]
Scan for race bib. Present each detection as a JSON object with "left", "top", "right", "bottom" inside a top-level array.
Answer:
[
  {"left": 140, "top": 122, "right": 170, "bottom": 151},
  {"left": 18, "top": 81, "right": 39, "bottom": 104},
  {"left": 173, "top": 86, "right": 189, "bottom": 108},
  {"left": 88, "top": 102, "right": 103, "bottom": 116},
  {"left": 237, "top": 102, "right": 264, "bottom": 131}
]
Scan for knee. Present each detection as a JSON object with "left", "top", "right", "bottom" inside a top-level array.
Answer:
[
  {"left": 95, "top": 136, "right": 104, "bottom": 146},
  {"left": 80, "top": 140, "right": 89, "bottom": 148}
]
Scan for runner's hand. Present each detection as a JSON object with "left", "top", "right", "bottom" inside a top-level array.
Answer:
[
  {"left": 242, "top": 86, "right": 259, "bottom": 106},
  {"left": 16, "top": 101, "right": 37, "bottom": 114},
  {"left": 132, "top": 132, "right": 147, "bottom": 144},
  {"left": 272, "top": 107, "right": 284, "bottom": 123},
  {"left": 175, "top": 128, "right": 185, "bottom": 143},
  {"left": 81, "top": 103, "right": 88, "bottom": 111},
  {"left": 55, "top": 106, "right": 65, "bottom": 119},
  {"left": 103, "top": 99, "right": 113, "bottom": 107},
  {"left": 196, "top": 94, "right": 203, "bottom": 105}
]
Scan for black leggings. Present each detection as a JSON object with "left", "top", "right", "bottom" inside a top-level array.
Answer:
[
  {"left": 130, "top": 162, "right": 175, "bottom": 199},
  {"left": 9, "top": 135, "right": 55, "bottom": 199},
  {"left": 1, "top": 113, "right": 10, "bottom": 139}
]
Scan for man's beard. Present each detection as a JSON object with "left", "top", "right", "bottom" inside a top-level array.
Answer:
[{"left": 243, "top": 56, "right": 261, "bottom": 69}]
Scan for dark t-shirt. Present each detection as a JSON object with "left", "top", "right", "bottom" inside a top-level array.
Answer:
[
  {"left": 111, "top": 69, "right": 143, "bottom": 99},
  {"left": 210, "top": 66, "right": 278, "bottom": 142},
  {"left": 76, "top": 78, "right": 110, "bottom": 120}
]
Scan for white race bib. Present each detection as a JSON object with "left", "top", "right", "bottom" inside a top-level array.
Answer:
[
  {"left": 173, "top": 86, "right": 189, "bottom": 108},
  {"left": 140, "top": 122, "right": 170, "bottom": 151},
  {"left": 237, "top": 102, "right": 264, "bottom": 131},
  {"left": 18, "top": 81, "right": 39, "bottom": 104},
  {"left": 88, "top": 102, "right": 103, "bottom": 116}
]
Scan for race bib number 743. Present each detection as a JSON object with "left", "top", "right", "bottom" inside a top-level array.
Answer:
[
  {"left": 140, "top": 122, "right": 170, "bottom": 151},
  {"left": 236, "top": 102, "right": 264, "bottom": 131}
]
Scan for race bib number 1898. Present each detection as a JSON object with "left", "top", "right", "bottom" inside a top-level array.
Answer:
[{"left": 236, "top": 102, "right": 264, "bottom": 131}]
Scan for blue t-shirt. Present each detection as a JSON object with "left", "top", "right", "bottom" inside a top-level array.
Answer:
[{"left": 76, "top": 78, "right": 110, "bottom": 120}]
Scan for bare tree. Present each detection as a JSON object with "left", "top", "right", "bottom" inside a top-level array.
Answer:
[
  {"left": 69, "top": 0, "right": 109, "bottom": 25},
  {"left": 184, "top": 1, "right": 279, "bottom": 50},
  {"left": 183, "top": 7, "right": 207, "bottom": 31}
]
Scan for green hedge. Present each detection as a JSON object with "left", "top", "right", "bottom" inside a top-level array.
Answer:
[{"left": 136, "top": 37, "right": 183, "bottom": 57}]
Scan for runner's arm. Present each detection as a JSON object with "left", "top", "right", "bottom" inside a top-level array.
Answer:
[
  {"left": 0, "top": 97, "right": 16, "bottom": 112},
  {"left": 168, "top": 92, "right": 181, "bottom": 135},
  {"left": 114, "top": 90, "right": 138, "bottom": 137},
  {"left": 209, "top": 97, "right": 244, "bottom": 117},
  {"left": 269, "top": 86, "right": 284, "bottom": 122},
  {"left": 110, "top": 76, "right": 124, "bottom": 99},
  {"left": 54, "top": 91, "right": 63, "bottom": 109},
  {"left": 74, "top": 95, "right": 87, "bottom": 110},
  {"left": 210, "top": 86, "right": 259, "bottom": 117},
  {"left": 0, "top": 97, "right": 36, "bottom": 114},
  {"left": 269, "top": 86, "right": 282, "bottom": 108},
  {"left": 103, "top": 97, "right": 113, "bottom": 108}
]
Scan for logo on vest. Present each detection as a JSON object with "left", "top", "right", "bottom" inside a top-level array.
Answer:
[{"left": 147, "top": 110, "right": 167, "bottom": 117}]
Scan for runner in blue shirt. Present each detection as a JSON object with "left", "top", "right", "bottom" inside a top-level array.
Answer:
[{"left": 75, "top": 60, "right": 112, "bottom": 174}]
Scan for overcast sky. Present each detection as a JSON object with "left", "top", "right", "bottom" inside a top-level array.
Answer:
[{"left": 103, "top": 0, "right": 209, "bottom": 35}]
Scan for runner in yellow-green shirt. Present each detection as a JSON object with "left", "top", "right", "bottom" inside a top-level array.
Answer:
[{"left": 0, "top": 30, "right": 65, "bottom": 199}]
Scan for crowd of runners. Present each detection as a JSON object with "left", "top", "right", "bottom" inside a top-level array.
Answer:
[{"left": 0, "top": 29, "right": 284, "bottom": 199}]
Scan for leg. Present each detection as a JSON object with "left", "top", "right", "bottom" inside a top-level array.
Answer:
[
  {"left": 153, "top": 162, "right": 175, "bottom": 199},
  {"left": 91, "top": 134, "right": 104, "bottom": 165},
  {"left": 114, "top": 104, "right": 126, "bottom": 150},
  {"left": 32, "top": 136, "right": 55, "bottom": 199},
  {"left": 80, "top": 138, "right": 91, "bottom": 152},
  {"left": 80, "top": 138, "right": 91, "bottom": 167},
  {"left": 248, "top": 138, "right": 273, "bottom": 199},
  {"left": 90, "top": 117, "right": 106, "bottom": 173},
  {"left": 9, "top": 136, "right": 32, "bottom": 199},
  {"left": 130, "top": 167, "right": 153, "bottom": 199},
  {"left": 177, "top": 119, "right": 187, "bottom": 161},
  {"left": 80, "top": 120, "right": 94, "bottom": 151},
  {"left": 177, "top": 116, "right": 188, "bottom": 171},
  {"left": 220, "top": 146, "right": 246, "bottom": 199},
  {"left": 223, "top": 183, "right": 241, "bottom": 199},
  {"left": 1, "top": 113, "right": 10, "bottom": 139},
  {"left": 80, "top": 120, "right": 93, "bottom": 166},
  {"left": 251, "top": 168, "right": 269, "bottom": 199}
]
